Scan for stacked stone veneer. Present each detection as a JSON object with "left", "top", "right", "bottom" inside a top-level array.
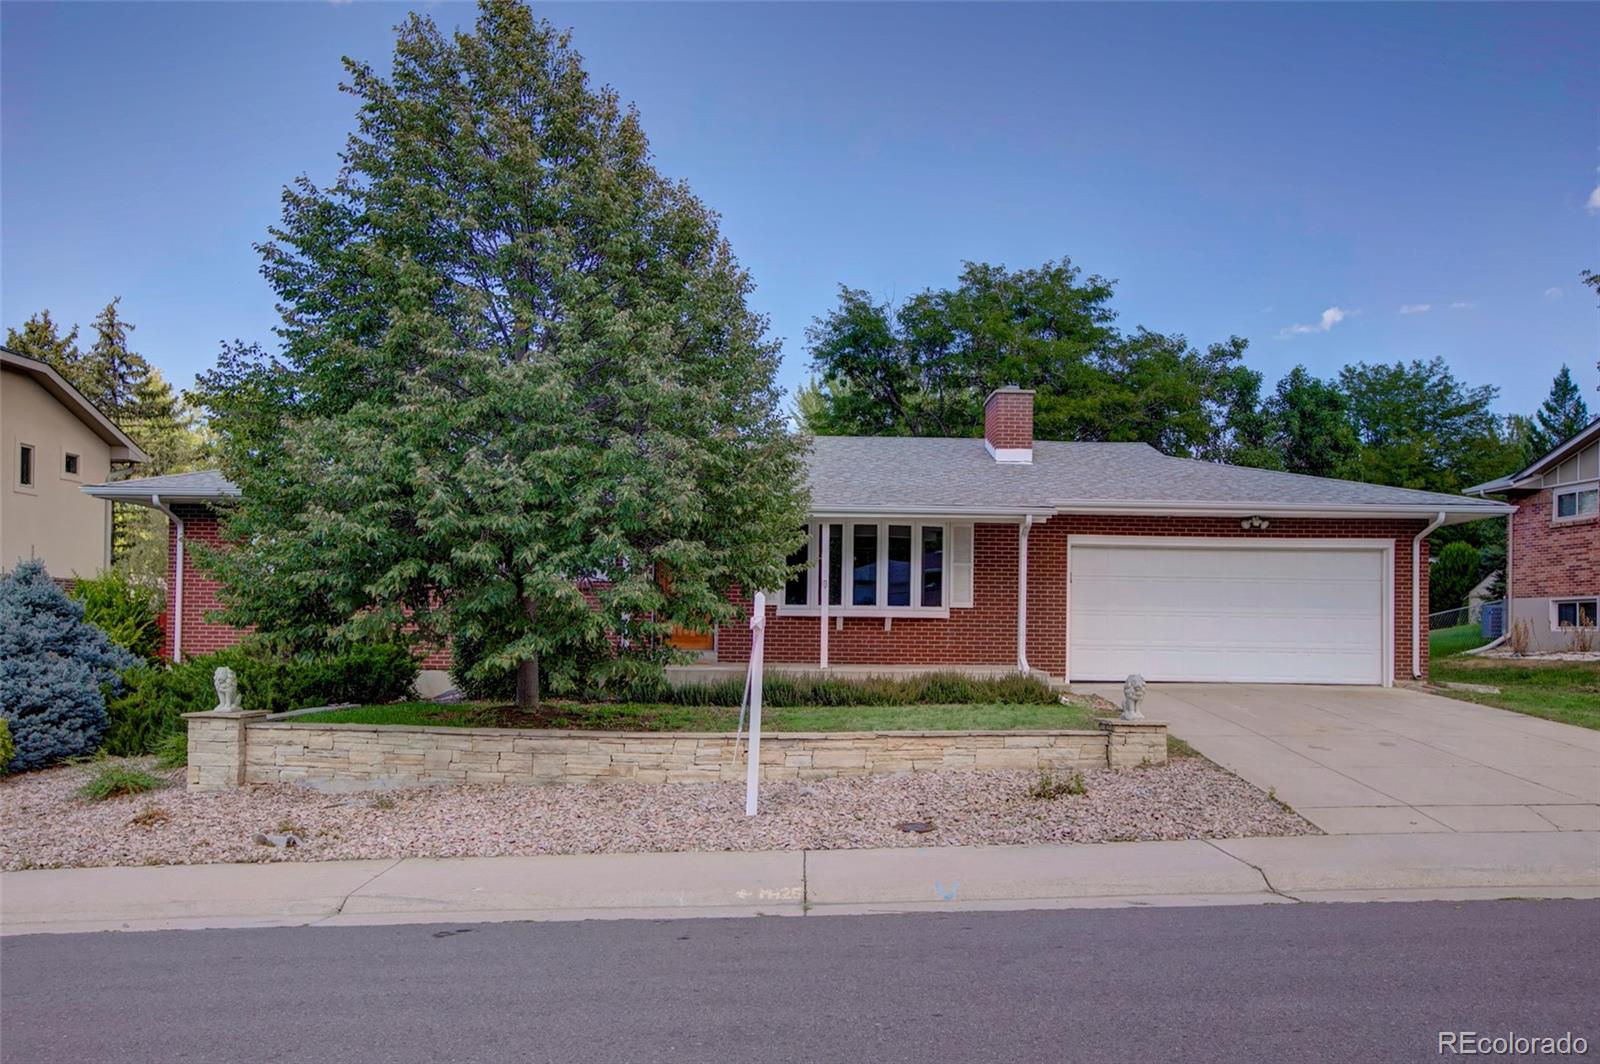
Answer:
[{"left": 184, "top": 717, "right": 1166, "bottom": 791}]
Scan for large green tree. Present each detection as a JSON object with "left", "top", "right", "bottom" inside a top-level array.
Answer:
[
  {"left": 1337, "top": 357, "right": 1517, "bottom": 495},
  {"left": 802, "top": 259, "right": 1249, "bottom": 456},
  {"left": 1261, "top": 365, "right": 1359, "bottom": 479},
  {"left": 1525, "top": 364, "right": 1591, "bottom": 457},
  {"left": 194, "top": 0, "right": 807, "bottom": 707}
]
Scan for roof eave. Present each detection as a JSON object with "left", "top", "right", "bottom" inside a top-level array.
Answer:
[
  {"left": 1485, "top": 417, "right": 1600, "bottom": 488},
  {"left": 79, "top": 486, "right": 238, "bottom": 507},
  {"left": 1047, "top": 499, "right": 1514, "bottom": 523},
  {"left": 1, "top": 348, "right": 150, "bottom": 461}
]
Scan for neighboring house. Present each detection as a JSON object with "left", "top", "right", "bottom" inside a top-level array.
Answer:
[
  {"left": 85, "top": 388, "right": 1510, "bottom": 684},
  {"left": 1466, "top": 417, "right": 1600, "bottom": 653},
  {"left": 2, "top": 346, "right": 148, "bottom": 578}
]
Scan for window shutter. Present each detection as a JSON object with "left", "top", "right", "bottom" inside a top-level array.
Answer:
[{"left": 949, "top": 523, "right": 974, "bottom": 608}]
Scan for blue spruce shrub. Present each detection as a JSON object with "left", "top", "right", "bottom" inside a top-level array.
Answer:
[{"left": 0, "top": 560, "right": 136, "bottom": 771}]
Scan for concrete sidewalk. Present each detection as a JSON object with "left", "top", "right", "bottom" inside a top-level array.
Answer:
[{"left": 3, "top": 831, "right": 1596, "bottom": 935}]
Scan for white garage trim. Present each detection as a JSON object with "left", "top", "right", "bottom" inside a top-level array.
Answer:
[{"left": 1065, "top": 536, "right": 1394, "bottom": 687}]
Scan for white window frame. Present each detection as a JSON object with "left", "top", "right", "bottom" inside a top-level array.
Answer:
[
  {"left": 1552, "top": 481, "right": 1598, "bottom": 523},
  {"left": 777, "top": 519, "right": 951, "bottom": 619},
  {"left": 1551, "top": 598, "right": 1599, "bottom": 629}
]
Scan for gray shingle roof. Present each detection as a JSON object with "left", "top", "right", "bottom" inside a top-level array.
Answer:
[
  {"left": 81, "top": 443, "right": 1511, "bottom": 522},
  {"left": 807, "top": 437, "right": 1510, "bottom": 520},
  {"left": 80, "top": 469, "right": 240, "bottom": 503}
]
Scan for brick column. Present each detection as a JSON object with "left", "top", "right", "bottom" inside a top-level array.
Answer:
[
  {"left": 182, "top": 711, "right": 269, "bottom": 791},
  {"left": 1097, "top": 719, "right": 1168, "bottom": 768}
]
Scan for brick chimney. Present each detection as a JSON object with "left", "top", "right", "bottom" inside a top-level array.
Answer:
[{"left": 983, "top": 386, "right": 1034, "bottom": 463}]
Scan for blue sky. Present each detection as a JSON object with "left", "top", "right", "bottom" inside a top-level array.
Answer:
[{"left": 4, "top": 2, "right": 1597, "bottom": 418}]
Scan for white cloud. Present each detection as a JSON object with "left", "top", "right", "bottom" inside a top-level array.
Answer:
[
  {"left": 1279, "top": 306, "right": 1348, "bottom": 337},
  {"left": 1449, "top": 301, "right": 1474, "bottom": 310},
  {"left": 1545, "top": 286, "right": 1563, "bottom": 301},
  {"left": 1399, "top": 304, "right": 1431, "bottom": 315},
  {"left": 1588, "top": 185, "right": 1600, "bottom": 213}
]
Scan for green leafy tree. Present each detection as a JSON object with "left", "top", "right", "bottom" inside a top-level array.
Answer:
[
  {"left": 1525, "top": 364, "right": 1592, "bottom": 458},
  {"left": 805, "top": 259, "right": 1248, "bottom": 455},
  {"left": 1431, "top": 541, "right": 1481, "bottom": 613},
  {"left": 1338, "top": 358, "right": 1512, "bottom": 494},
  {"left": 1263, "top": 366, "right": 1359, "bottom": 479},
  {"left": 193, "top": 0, "right": 808, "bottom": 708},
  {"left": 1202, "top": 364, "right": 1278, "bottom": 468}
]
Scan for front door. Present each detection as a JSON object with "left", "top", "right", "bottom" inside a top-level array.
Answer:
[{"left": 657, "top": 562, "right": 716, "bottom": 657}]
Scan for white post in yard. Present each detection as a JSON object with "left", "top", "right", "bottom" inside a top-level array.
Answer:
[
  {"left": 745, "top": 591, "right": 767, "bottom": 816},
  {"left": 819, "top": 524, "right": 830, "bottom": 670}
]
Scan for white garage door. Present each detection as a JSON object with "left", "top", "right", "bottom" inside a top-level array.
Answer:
[{"left": 1068, "top": 540, "right": 1387, "bottom": 685}]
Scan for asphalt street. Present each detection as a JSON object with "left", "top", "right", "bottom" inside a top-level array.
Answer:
[{"left": 2, "top": 900, "right": 1596, "bottom": 1063}]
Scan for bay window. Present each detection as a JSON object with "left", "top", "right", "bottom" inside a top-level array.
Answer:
[{"left": 779, "top": 519, "right": 953, "bottom": 616}]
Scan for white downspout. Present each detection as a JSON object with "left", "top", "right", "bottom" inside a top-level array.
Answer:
[
  {"left": 818, "top": 523, "right": 830, "bottom": 670},
  {"left": 1412, "top": 511, "right": 1447, "bottom": 680},
  {"left": 150, "top": 494, "right": 184, "bottom": 663},
  {"left": 1017, "top": 515, "right": 1034, "bottom": 674}
]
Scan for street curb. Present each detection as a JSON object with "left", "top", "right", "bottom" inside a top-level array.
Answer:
[{"left": 3, "top": 832, "right": 1596, "bottom": 936}]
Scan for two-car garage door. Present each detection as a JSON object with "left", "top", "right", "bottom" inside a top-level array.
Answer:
[{"left": 1068, "top": 540, "right": 1388, "bottom": 685}]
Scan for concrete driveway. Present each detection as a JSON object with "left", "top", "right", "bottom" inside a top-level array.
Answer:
[{"left": 1079, "top": 684, "right": 1600, "bottom": 835}]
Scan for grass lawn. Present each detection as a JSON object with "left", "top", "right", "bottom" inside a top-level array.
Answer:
[
  {"left": 1429, "top": 623, "right": 1600, "bottom": 731},
  {"left": 292, "top": 699, "right": 1106, "bottom": 733}
]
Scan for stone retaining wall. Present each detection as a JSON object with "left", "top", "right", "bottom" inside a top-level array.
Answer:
[{"left": 184, "top": 712, "right": 1167, "bottom": 792}]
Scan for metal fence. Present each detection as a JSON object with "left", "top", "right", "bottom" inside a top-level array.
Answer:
[{"left": 1429, "top": 600, "right": 1505, "bottom": 640}]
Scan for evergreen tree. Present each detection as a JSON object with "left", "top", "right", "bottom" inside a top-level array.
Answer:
[
  {"left": 1526, "top": 365, "right": 1592, "bottom": 458},
  {"left": 194, "top": 0, "right": 808, "bottom": 707},
  {"left": 0, "top": 560, "right": 135, "bottom": 771},
  {"left": 4, "top": 311, "right": 79, "bottom": 367}
]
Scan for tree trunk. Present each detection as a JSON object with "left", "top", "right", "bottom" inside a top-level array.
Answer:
[{"left": 514, "top": 593, "right": 539, "bottom": 710}]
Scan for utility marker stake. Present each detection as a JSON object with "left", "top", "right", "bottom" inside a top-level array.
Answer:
[{"left": 745, "top": 591, "right": 766, "bottom": 816}]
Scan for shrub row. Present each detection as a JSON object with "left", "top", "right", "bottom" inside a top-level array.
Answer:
[
  {"left": 647, "top": 671, "right": 1057, "bottom": 708},
  {"left": 67, "top": 570, "right": 164, "bottom": 663},
  {"left": 103, "top": 642, "right": 420, "bottom": 756}
]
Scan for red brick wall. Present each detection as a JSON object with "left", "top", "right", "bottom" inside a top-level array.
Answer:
[
  {"left": 163, "top": 506, "right": 248, "bottom": 661},
  {"left": 718, "top": 523, "right": 1034, "bottom": 672},
  {"left": 1507, "top": 488, "right": 1599, "bottom": 599},
  {"left": 718, "top": 515, "right": 1432, "bottom": 682},
  {"left": 984, "top": 389, "right": 1034, "bottom": 451},
  {"left": 163, "top": 509, "right": 451, "bottom": 669}
]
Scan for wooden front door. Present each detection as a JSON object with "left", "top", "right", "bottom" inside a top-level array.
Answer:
[
  {"left": 667, "top": 625, "right": 714, "bottom": 652},
  {"left": 657, "top": 562, "right": 715, "bottom": 655}
]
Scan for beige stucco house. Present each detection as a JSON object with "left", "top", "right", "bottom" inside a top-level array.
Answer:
[{"left": 1, "top": 347, "right": 148, "bottom": 578}]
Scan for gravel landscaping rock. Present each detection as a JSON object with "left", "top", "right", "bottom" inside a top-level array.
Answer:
[{"left": 0, "top": 757, "right": 1316, "bottom": 870}]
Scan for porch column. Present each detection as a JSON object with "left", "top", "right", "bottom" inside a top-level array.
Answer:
[
  {"left": 819, "top": 523, "right": 830, "bottom": 669},
  {"left": 1016, "top": 516, "right": 1033, "bottom": 673}
]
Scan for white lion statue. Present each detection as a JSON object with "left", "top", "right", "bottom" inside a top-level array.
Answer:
[{"left": 1120, "top": 673, "right": 1147, "bottom": 721}]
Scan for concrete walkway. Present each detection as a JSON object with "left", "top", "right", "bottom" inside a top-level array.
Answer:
[
  {"left": 1081, "top": 683, "right": 1600, "bottom": 835},
  {"left": 3, "top": 831, "right": 1596, "bottom": 935}
]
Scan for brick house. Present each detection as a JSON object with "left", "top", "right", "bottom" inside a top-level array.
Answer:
[
  {"left": 84, "top": 388, "right": 1510, "bottom": 687},
  {"left": 1466, "top": 418, "right": 1600, "bottom": 653}
]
